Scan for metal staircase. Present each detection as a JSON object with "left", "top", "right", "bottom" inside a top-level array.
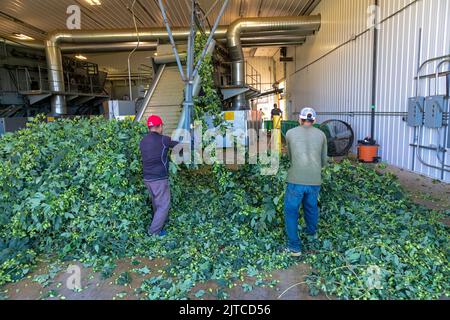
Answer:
[{"left": 135, "top": 64, "right": 184, "bottom": 135}]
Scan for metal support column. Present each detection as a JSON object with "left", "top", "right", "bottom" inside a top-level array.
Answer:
[{"left": 157, "top": 0, "right": 229, "bottom": 142}]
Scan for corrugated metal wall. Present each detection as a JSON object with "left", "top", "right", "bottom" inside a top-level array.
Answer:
[{"left": 286, "top": 0, "right": 450, "bottom": 182}]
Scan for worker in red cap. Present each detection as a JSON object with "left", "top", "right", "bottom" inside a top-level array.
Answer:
[{"left": 140, "top": 115, "right": 179, "bottom": 237}]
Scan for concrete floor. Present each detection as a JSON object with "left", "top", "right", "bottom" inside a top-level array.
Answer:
[
  {"left": 381, "top": 166, "right": 450, "bottom": 213},
  {"left": 1, "top": 161, "right": 448, "bottom": 300},
  {"left": 371, "top": 163, "right": 450, "bottom": 227},
  {"left": 1, "top": 258, "right": 328, "bottom": 300}
]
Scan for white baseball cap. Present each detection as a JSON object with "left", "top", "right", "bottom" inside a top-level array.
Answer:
[{"left": 299, "top": 107, "right": 317, "bottom": 121}]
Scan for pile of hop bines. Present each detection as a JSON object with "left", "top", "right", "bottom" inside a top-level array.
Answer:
[{"left": 0, "top": 116, "right": 448, "bottom": 300}]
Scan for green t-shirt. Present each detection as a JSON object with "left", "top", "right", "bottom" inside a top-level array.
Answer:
[{"left": 286, "top": 125, "right": 328, "bottom": 186}]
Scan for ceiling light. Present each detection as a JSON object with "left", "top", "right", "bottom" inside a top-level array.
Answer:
[
  {"left": 75, "top": 54, "right": 87, "bottom": 60},
  {"left": 85, "top": 0, "right": 102, "bottom": 5},
  {"left": 12, "top": 33, "right": 34, "bottom": 41}
]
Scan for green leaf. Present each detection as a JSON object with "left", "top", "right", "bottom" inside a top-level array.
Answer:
[
  {"left": 194, "top": 290, "right": 206, "bottom": 298},
  {"left": 242, "top": 283, "right": 253, "bottom": 292}
]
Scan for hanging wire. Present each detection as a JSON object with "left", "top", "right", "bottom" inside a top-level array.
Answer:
[
  {"left": 127, "top": 0, "right": 141, "bottom": 101},
  {"left": 194, "top": 1, "right": 212, "bottom": 34}
]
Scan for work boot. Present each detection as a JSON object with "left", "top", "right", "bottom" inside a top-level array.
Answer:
[{"left": 285, "top": 248, "right": 302, "bottom": 257}]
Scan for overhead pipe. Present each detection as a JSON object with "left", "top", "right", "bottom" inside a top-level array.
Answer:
[
  {"left": 6, "top": 36, "right": 306, "bottom": 53},
  {"left": 226, "top": 16, "right": 321, "bottom": 110},
  {"left": 1, "top": 37, "right": 158, "bottom": 53},
  {"left": 242, "top": 29, "right": 316, "bottom": 38},
  {"left": 0, "top": 38, "right": 45, "bottom": 50},
  {"left": 45, "top": 17, "right": 320, "bottom": 115},
  {"left": 62, "top": 42, "right": 158, "bottom": 53},
  {"left": 44, "top": 27, "right": 229, "bottom": 115},
  {"left": 242, "top": 41, "right": 306, "bottom": 48},
  {"left": 240, "top": 35, "right": 307, "bottom": 45},
  {"left": 153, "top": 52, "right": 187, "bottom": 64},
  {"left": 47, "top": 27, "right": 228, "bottom": 44},
  {"left": 45, "top": 39, "right": 66, "bottom": 116},
  {"left": 5, "top": 28, "right": 313, "bottom": 51},
  {"left": 64, "top": 36, "right": 305, "bottom": 53}
]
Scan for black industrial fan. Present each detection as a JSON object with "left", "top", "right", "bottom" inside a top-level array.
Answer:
[{"left": 319, "top": 120, "right": 354, "bottom": 157}]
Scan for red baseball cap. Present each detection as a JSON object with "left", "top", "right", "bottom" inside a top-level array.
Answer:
[{"left": 147, "top": 115, "right": 164, "bottom": 128}]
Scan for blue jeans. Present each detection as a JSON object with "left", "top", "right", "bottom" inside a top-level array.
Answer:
[{"left": 284, "top": 183, "right": 321, "bottom": 252}]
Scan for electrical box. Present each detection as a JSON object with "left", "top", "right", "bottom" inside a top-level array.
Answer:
[
  {"left": 407, "top": 97, "right": 425, "bottom": 127},
  {"left": 206, "top": 110, "right": 259, "bottom": 148},
  {"left": 107, "top": 100, "right": 136, "bottom": 120},
  {"left": 424, "top": 96, "right": 445, "bottom": 128},
  {"left": 0, "top": 117, "right": 28, "bottom": 136}
]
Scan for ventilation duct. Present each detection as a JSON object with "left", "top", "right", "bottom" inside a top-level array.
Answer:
[
  {"left": 240, "top": 36, "right": 307, "bottom": 46},
  {"left": 226, "top": 16, "right": 321, "bottom": 110},
  {"left": 61, "top": 42, "right": 158, "bottom": 53},
  {"left": 44, "top": 16, "right": 320, "bottom": 115}
]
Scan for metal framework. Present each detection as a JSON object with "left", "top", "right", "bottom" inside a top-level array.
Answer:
[{"left": 157, "top": 0, "right": 230, "bottom": 141}]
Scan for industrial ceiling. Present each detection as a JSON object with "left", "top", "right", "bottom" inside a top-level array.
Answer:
[{"left": 0, "top": 0, "right": 321, "bottom": 41}]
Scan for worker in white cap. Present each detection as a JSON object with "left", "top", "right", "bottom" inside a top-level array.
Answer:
[{"left": 284, "top": 107, "right": 328, "bottom": 257}]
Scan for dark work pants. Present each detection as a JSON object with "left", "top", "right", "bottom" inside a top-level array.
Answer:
[{"left": 144, "top": 179, "right": 171, "bottom": 235}]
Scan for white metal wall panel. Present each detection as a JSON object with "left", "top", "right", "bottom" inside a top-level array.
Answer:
[
  {"left": 292, "top": 0, "right": 372, "bottom": 71},
  {"left": 286, "top": 0, "right": 450, "bottom": 182}
]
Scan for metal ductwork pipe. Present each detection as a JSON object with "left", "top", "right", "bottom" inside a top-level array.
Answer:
[
  {"left": 45, "top": 27, "right": 227, "bottom": 115},
  {"left": 1, "top": 37, "right": 158, "bottom": 53},
  {"left": 1, "top": 38, "right": 45, "bottom": 50},
  {"left": 45, "top": 17, "right": 320, "bottom": 115},
  {"left": 217, "top": 35, "right": 308, "bottom": 46},
  {"left": 153, "top": 53, "right": 188, "bottom": 65},
  {"left": 48, "top": 27, "right": 228, "bottom": 44},
  {"left": 242, "top": 41, "right": 306, "bottom": 48},
  {"left": 61, "top": 42, "right": 158, "bottom": 53},
  {"left": 243, "top": 29, "right": 316, "bottom": 38},
  {"left": 45, "top": 40, "right": 66, "bottom": 116},
  {"left": 226, "top": 16, "right": 321, "bottom": 110},
  {"left": 240, "top": 36, "right": 307, "bottom": 45}
]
